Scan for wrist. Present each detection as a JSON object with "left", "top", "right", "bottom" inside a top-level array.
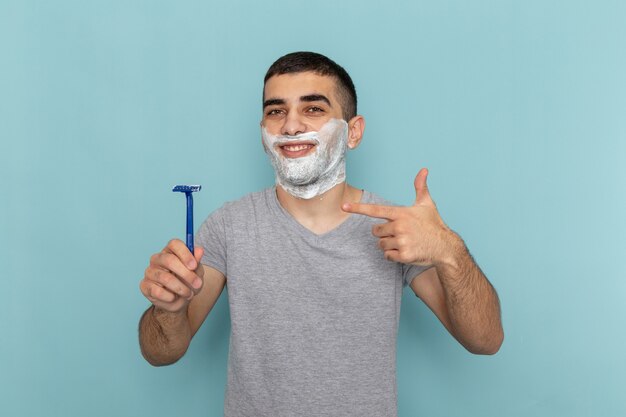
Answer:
[
  {"left": 152, "top": 304, "right": 189, "bottom": 325},
  {"left": 433, "top": 228, "right": 466, "bottom": 272}
]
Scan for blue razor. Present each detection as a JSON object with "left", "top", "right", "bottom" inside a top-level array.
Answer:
[{"left": 172, "top": 185, "right": 202, "bottom": 253}]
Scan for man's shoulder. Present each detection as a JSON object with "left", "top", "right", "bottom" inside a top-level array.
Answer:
[
  {"left": 362, "top": 189, "right": 394, "bottom": 206},
  {"left": 205, "top": 187, "right": 274, "bottom": 219}
]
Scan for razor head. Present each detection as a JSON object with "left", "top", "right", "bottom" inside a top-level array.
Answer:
[{"left": 172, "top": 184, "right": 202, "bottom": 193}]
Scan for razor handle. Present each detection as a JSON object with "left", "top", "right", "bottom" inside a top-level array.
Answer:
[{"left": 185, "top": 192, "right": 194, "bottom": 253}]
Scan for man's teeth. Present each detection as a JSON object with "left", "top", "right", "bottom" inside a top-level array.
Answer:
[{"left": 283, "top": 144, "right": 313, "bottom": 152}]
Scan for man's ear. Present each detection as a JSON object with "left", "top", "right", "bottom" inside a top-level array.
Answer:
[{"left": 347, "top": 115, "right": 365, "bottom": 149}]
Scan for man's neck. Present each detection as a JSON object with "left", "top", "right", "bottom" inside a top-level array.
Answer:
[{"left": 276, "top": 182, "right": 363, "bottom": 235}]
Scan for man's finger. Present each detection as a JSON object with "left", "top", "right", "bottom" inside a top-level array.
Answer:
[
  {"left": 414, "top": 168, "right": 431, "bottom": 205},
  {"left": 372, "top": 222, "right": 395, "bottom": 238},
  {"left": 150, "top": 269, "right": 194, "bottom": 299},
  {"left": 193, "top": 246, "right": 204, "bottom": 258},
  {"left": 166, "top": 239, "right": 198, "bottom": 270},
  {"left": 342, "top": 203, "right": 398, "bottom": 220},
  {"left": 156, "top": 252, "right": 200, "bottom": 289},
  {"left": 147, "top": 281, "right": 177, "bottom": 303},
  {"left": 383, "top": 249, "right": 400, "bottom": 262},
  {"left": 378, "top": 237, "right": 399, "bottom": 251},
  {"left": 193, "top": 247, "right": 204, "bottom": 268}
]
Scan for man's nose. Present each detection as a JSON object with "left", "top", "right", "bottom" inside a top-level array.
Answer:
[{"left": 281, "top": 112, "right": 306, "bottom": 136}]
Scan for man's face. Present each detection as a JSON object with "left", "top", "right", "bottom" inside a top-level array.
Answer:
[{"left": 260, "top": 72, "right": 351, "bottom": 198}]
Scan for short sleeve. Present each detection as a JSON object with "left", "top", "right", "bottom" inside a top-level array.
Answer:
[
  {"left": 402, "top": 263, "right": 430, "bottom": 287},
  {"left": 195, "top": 206, "right": 228, "bottom": 277}
]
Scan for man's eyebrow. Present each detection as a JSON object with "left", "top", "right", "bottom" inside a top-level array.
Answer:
[
  {"left": 300, "top": 94, "right": 332, "bottom": 106},
  {"left": 263, "top": 98, "right": 285, "bottom": 108}
]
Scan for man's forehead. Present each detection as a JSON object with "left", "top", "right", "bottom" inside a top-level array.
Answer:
[{"left": 263, "top": 72, "right": 339, "bottom": 101}]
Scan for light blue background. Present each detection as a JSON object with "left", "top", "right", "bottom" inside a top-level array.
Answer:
[{"left": 1, "top": 1, "right": 625, "bottom": 416}]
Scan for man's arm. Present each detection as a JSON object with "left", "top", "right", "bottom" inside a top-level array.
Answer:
[
  {"left": 342, "top": 168, "right": 503, "bottom": 354},
  {"left": 409, "top": 243, "right": 503, "bottom": 354},
  {"left": 138, "top": 240, "right": 226, "bottom": 366}
]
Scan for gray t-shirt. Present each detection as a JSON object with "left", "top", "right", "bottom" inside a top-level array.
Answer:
[{"left": 196, "top": 187, "right": 427, "bottom": 417}]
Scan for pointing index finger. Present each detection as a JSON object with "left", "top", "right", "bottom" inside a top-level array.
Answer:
[{"left": 342, "top": 202, "right": 398, "bottom": 220}]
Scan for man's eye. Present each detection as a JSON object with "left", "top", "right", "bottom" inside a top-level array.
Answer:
[
  {"left": 266, "top": 109, "right": 283, "bottom": 116},
  {"left": 306, "top": 106, "right": 324, "bottom": 113}
]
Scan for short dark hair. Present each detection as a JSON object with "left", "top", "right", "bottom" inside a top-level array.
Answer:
[{"left": 264, "top": 52, "right": 357, "bottom": 121}]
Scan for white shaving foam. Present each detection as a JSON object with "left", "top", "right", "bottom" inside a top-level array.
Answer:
[{"left": 261, "top": 118, "right": 349, "bottom": 199}]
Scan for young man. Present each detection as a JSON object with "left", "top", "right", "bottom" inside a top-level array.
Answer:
[{"left": 139, "top": 52, "right": 503, "bottom": 417}]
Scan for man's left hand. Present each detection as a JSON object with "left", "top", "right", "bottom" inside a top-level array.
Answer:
[{"left": 342, "top": 168, "right": 459, "bottom": 267}]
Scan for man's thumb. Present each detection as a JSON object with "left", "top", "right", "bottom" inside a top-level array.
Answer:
[
  {"left": 194, "top": 246, "right": 204, "bottom": 263},
  {"left": 414, "top": 168, "right": 430, "bottom": 204}
]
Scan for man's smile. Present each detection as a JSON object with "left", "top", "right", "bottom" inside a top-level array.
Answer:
[{"left": 278, "top": 141, "right": 316, "bottom": 158}]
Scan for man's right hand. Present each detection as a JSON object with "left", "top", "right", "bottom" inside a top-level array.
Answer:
[{"left": 140, "top": 239, "right": 205, "bottom": 314}]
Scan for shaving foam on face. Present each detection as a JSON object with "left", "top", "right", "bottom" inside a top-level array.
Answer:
[{"left": 261, "top": 118, "right": 349, "bottom": 199}]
